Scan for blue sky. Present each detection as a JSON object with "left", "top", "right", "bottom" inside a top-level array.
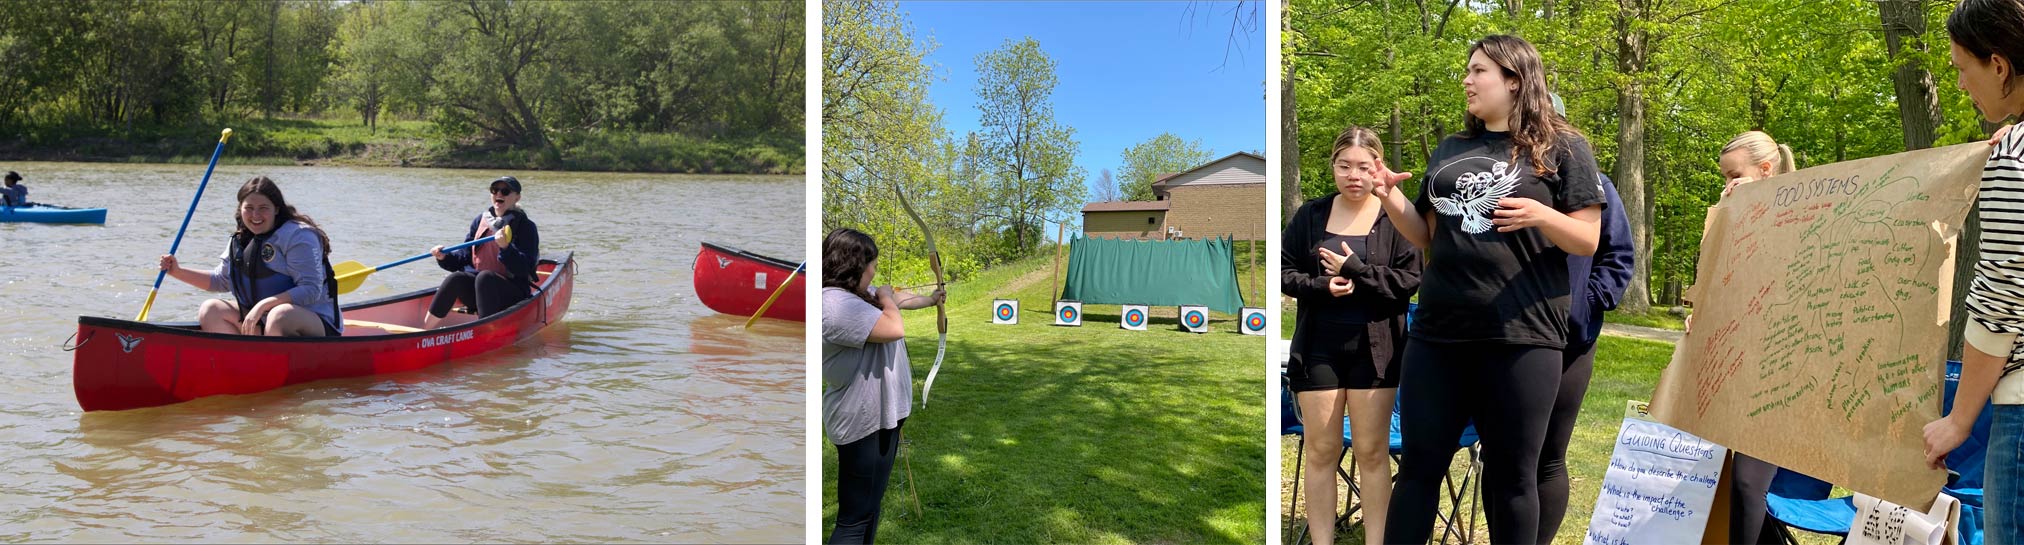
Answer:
[{"left": 902, "top": 1, "right": 1267, "bottom": 210}]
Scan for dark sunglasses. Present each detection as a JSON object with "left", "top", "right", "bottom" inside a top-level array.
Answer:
[{"left": 490, "top": 186, "right": 517, "bottom": 196}]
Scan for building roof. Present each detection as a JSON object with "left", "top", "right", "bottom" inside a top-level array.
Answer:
[
  {"left": 1150, "top": 151, "right": 1267, "bottom": 189},
  {"left": 1082, "top": 201, "right": 1172, "bottom": 213}
]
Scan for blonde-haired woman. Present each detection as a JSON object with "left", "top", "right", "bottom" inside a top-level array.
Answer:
[
  {"left": 1712, "top": 129, "right": 1799, "bottom": 543},
  {"left": 1281, "top": 125, "right": 1422, "bottom": 544},
  {"left": 1718, "top": 130, "right": 1796, "bottom": 197}
]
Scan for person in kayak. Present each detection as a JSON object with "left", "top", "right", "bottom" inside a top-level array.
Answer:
[
  {"left": 821, "top": 227, "right": 944, "bottom": 544},
  {"left": 2, "top": 171, "right": 28, "bottom": 207},
  {"left": 422, "top": 176, "right": 540, "bottom": 329},
  {"left": 157, "top": 176, "right": 343, "bottom": 337}
]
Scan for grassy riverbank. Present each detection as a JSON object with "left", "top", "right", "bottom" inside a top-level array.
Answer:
[{"left": 0, "top": 118, "right": 803, "bottom": 175}]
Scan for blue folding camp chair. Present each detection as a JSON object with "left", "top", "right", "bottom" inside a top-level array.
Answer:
[{"left": 1769, "top": 360, "right": 1990, "bottom": 545}]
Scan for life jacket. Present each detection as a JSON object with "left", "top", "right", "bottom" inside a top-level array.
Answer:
[
  {"left": 470, "top": 211, "right": 510, "bottom": 277},
  {"left": 227, "top": 222, "right": 341, "bottom": 323}
]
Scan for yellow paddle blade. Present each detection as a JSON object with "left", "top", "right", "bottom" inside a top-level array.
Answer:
[
  {"left": 332, "top": 260, "right": 375, "bottom": 295},
  {"left": 136, "top": 289, "right": 159, "bottom": 321}
]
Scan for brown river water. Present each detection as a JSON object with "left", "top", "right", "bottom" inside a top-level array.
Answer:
[{"left": 0, "top": 162, "right": 805, "bottom": 542}]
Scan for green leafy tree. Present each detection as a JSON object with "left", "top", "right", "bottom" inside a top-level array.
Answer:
[{"left": 1117, "top": 132, "right": 1215, "bottom": 201}]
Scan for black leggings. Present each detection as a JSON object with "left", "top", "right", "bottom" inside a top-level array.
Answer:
[
  {"left": 1728, "top": 453, "right": 1782, "bottom": 544},
  {"left": 830, "top": 421, "right": 904, "bottom": 544},
  {"left": 429, "top": 271, "right": 528, "bottom": 319},
  {"left": 1385, "top": 339, "right": 1562, "bottom": 545},
  {"left": 1536, "top": 340, "right": 1597, "bottom": 544}
]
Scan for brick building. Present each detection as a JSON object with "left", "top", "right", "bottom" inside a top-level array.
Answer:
[{"left": 1081, "top": 151, "right": 1265, "bottom": 240}]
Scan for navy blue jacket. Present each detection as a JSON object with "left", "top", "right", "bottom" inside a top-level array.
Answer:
[{"left": 1567, "top": 174, "right": 1636, "bottom": 348}]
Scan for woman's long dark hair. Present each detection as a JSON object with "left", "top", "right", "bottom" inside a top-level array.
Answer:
[
  {"left": 823, "top": 228, "right": 880, "bottom": 308},
  {"left": 1463, "top": 34, "right": 1582, "bottom": 177},
  {"left": 235, "top": 176, "right": 331, "bottom": 258}
]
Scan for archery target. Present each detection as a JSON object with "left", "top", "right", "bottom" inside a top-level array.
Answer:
[
  {"left": 1241, "top": 307, "right": 1267, "bottom": 335},
  {"left": 1054, "top": 300, "right": 1082, "bottom": 326},
  {"left": 1120, "top": 305, "right": 1148, "bottom": 331},
  {"left": 993, "top": 299, "right": 1018, "bottom": 324},
  {"left": 1180, "top": 305, "right": 1209, "bottom": 333}
]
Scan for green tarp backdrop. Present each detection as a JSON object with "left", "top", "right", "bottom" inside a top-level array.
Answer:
[{"left": 1059, "top": 235, "right": 1245, "bottom": 314}]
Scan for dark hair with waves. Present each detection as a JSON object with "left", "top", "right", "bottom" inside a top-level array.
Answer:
[
  {"left": 823, "top": 228, "right": 880, "bottom": 308},
  {"left": 235, "top": 176, "right": 330, "bottom": 257},
  {"left": 1463, "top": 34, "right": 1582, "bottom": 177}
]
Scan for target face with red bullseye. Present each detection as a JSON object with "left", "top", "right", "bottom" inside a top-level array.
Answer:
[
  {"left": 996, "top": 304, "right": 1015, "bottom": 320},
  {"left": 1124, "top": 309, "right": 1146, "bottom": 327},
  {"left": 1184, "top": 311, "right": 1205, "bottom": 328},
  {"left": 1059, "top": 306, "right": 1077, "bottom": 322},
  {"left": 1245, "top": 313, "right": 1265, "bottom": 331}
]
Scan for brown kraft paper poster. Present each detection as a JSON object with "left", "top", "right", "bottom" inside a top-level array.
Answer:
[{"left": 1649, "top": 143, "right": 1987, "bottom": 509}]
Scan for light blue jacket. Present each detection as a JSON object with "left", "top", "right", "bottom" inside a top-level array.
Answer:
[{"left": 204, "top": 220, "right": 342, "bottom": 331}]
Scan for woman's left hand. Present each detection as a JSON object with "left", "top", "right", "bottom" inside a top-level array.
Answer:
[
  {"left": 1492, "top": 197, "right": 1552, "bottom": 232},
  {"left": 1923, "top": 416, "right": 1970, "bottom": 470},
  {"left": 1318, "top": 244, "right": 1348, "bottom": 276},
  {"left": 927, "top": 288, "right": 946, "bottom": 306},
  {"left": 240, "top": 298, "right": 277, "bottom": 335}
]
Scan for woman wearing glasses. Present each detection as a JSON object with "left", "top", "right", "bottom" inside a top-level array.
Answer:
[{"left": 423, "top": 176, "right": 542, "bottom": 328}]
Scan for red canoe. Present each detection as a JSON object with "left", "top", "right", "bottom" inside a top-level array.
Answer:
[
  {"left": 72, "top": 254, "right": 576, "bottom": 412},
  {"left": 694, "top": 242, "right": 804, "bottom": 322}
]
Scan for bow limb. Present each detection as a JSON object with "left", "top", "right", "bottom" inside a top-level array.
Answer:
[{"left": 893, "top": 186, "right": 950, "bottom": 404}]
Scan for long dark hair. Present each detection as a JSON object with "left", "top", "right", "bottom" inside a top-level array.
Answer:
[
  {"left": 1949, "top": 0, "right": 2024, "bottom": 100},
  {"left": 234, "top": 176, "right": 331, "bottom": 258},
  {"left": 1463, "top": 34, "right": 1582, "bottom": 177},
  {"left": 823, "top": 228, "right": 880, "bottom": 308}
]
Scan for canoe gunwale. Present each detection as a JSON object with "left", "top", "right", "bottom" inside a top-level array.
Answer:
[
  {"left": 698, "top": 241, "right": 797, "bottom": 272},
  {"left": 76, "top": 253, "right": 574, "bottom": 343}
]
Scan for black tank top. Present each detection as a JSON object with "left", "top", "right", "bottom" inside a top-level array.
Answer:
[{"left": 1313, "top": 232, "right": 1371, "bottom": 324}]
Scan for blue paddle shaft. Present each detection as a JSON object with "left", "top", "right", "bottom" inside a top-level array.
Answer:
[
  {"left": 375, "top": 235, "right": 497, "bottom": 271},
  {"left": 149, "top": 136, "right": 230, "bottom": 291}
]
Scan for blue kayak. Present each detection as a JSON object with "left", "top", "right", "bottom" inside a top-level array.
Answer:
[{"left": 0, "top": 204, "right": 107, "bottom": 224}]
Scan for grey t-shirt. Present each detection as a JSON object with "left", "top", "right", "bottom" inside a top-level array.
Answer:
[{"left": 822, "top": 287, "right": 912, "bottom": 445}]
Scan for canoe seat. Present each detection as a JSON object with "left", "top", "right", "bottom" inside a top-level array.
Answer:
[{"left": 344, "top": 319, "right": 424, "bottom": 334}]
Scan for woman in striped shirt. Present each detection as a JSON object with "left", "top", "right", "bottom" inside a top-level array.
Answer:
[{"left": 1924, "top": 1, "right": 2024, "bottom": 542}]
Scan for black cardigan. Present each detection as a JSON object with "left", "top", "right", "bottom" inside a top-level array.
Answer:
[{"left": 1280, "top": 193, "right": 1423, "bottom": 381}]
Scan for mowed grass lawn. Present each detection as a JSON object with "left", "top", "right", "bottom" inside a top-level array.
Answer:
[{"left": 822, "top": 251, "right": 1269, "bottom": 543}]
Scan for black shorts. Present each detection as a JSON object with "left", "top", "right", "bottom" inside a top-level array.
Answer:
[{"left": 1289, "top": 326, "right": 1399, "bottom": 391}]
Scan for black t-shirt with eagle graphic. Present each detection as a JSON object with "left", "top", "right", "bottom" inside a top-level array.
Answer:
[{"left": 1411, "top": 129, "right": 1607, "bottom": 349}]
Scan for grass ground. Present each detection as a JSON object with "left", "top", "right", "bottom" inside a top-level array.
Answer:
[
  {"left": 820, "top": 251, "right": 1268, "bottom": 544},
  {"left": 0, "top": 117, "right": 803, "bottom": 174}
]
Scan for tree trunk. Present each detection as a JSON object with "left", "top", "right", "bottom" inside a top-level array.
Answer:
[
  {"left": 1878, "top": 0, "right": 1940, "bottom": 151},
  {"left": 1613, "top": 3, "right": 1652, "bottom": 313},
  {"left": 1279, "top": 0, "right": 1301, "bottom": 226}
]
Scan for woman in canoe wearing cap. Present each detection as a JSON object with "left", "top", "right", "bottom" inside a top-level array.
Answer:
[
  {"left": 156, "top": 176, "right": 343, "bottom": 337},
  {"left": 422, "top": 176, "right": 540, "bottom": 329}
]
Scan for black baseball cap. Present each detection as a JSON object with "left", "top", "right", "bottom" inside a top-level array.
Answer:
[
  {"left": 489, "top": 176, "right": 522, "bottom": 194},
  {"left": 4, "top": 171, "right": 19, "bottom": 182}
]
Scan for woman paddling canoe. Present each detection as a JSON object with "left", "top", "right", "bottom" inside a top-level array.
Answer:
[
  {"left": 155, "top": 176, "right": 343, "bottom": 337},
  {"left": 422, "top": 176, "right": 540, "bottom": 329}
]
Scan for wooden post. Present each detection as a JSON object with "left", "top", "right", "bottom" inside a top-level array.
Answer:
[{"left": 1052, "top": 221, "right": 1066, "bottom": 300}]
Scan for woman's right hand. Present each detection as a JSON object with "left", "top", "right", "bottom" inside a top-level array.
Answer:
[
  {"left": 876, "top": 285, "right": 899, "bottom": 308},
  {"left": 430, "top": 245, "right": 446, "bottom": 260},
  {"left": 1993, "top": 124, "right": 2014, "bottom": 145},
  {"left": 1370, "top": 159, "right": 1413, "bottom": 199},
  {"left": 158, "top": 255, "right": 178, "bottom": 272}
]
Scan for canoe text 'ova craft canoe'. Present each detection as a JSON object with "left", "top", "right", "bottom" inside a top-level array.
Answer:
[
  {"left": 694, "top": 242, "right": 803, "bottom": 322},
  {"left": 71, "top": 253, "right": 576, "bottom": 411},
  {"left": 1, "top": 204, "right": 107, "bottom": 224}
]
